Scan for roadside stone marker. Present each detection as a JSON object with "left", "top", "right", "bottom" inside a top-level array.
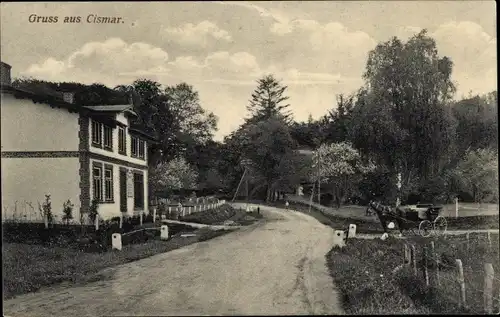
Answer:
[
  {"left": 112, "top": 233, "right": 122, "bottom": 251},
  {"left": 333, "top": 230, "right": 346, "bottom": 248},
  {"left": 224, "top": 220, "right": 235, "bottom": 226},
  {"left": 348, "top": 224, "right": 357, "bottom": 238},
  {"left": 160, "top": 225, "right": 169, "bottom": 240}
]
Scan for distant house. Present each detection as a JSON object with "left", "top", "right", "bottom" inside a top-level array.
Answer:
[{"left": 1, "top": 61, "right": 157, "bottom": 222}]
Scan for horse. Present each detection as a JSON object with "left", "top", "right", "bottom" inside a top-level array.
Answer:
[{"left": 368, "top": 200, "right": 407, "bottom": 236}]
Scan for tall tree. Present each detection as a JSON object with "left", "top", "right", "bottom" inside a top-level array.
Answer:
[
  {"left": 228, "top": 115, "right": 301, "bottom": 201},
  {"left": 451, "top": 92, "right": 498, "bottom": 157},
  {"left": 115, "top": 80, "right": 218, "bottom": 164},
  {"left": 322, "top": 93, "right": 355, "bottom": 143},
  {"left": 356, "top": 30, "right": 457, "bottom": 183},
  {"left": 247, "top": 75, "right": 292, "bottom": 124}
]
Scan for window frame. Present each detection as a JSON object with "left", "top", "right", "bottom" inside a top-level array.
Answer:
[
  {"left": 133, "top": 172, "right": 144, "bottom": 210},
  {"left": 138, "top": 139, "right": 145, "bottom": 159},
  {"left": 91, "top": 120, "right": 102, "bottom": 147},
  {"left": 103, "top": 125, "right": 113, "bottom": 151},
  {"left": 118, "top": 127, "right": 126, "bottom": 155},
  {"left": 104, "top": 165, "right": 114, "bottom": 202},
  {"left": 92, "top": 165, "right": 103, "bottom": 201},
  {"left": 131, "top": 136, "right": 138, "bottom": 157}
]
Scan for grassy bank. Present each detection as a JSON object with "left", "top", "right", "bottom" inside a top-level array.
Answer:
[
  {"left": 2, "top": 227, "right": 231, "bottom": 300},
  {"left": 179, "top": 203, "right": 263, "bottom": 225},
  {"left": 326, "top": 233, "right": 500, "bottom": 314},
  {"left": 267, "top": 200, "right": 499, "bottom": 232}
]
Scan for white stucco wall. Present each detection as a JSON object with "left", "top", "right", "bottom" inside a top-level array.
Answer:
[
  {"left": 1, "top": 157, "right": 81, "bottom": 223},
  {"left": 0, "top": 93, "right": 80, "bottom": 151},
  {"left": 86, "top": 114, "right": 148, "bottom": 167}
]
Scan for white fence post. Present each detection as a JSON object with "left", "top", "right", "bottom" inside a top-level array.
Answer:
[
  {"left": 411, "top": 245, "right": 417, "bottom": 276},
  {"left": 95, "top": 216, "right": 99, "bottom": 231},
  {"left": 348, "top": 224, "right": 357, "bottom": 238},
  {"left": 112, "top": 233, "right": 122, "bottom": 250},
  {"left": 153, "top": 207, "right": 157, "bottom": 223},
  {"left": 140, "top": 212, "right": 143, "bottom": 226},
  {"left": 484, "top": 263, "right": 494, "bottom": 314},
  {"left": 455, "top": 197, "right": 459, "bottom": 218},
  {"left": 119, "top": 214, "right": 123, "bottom": 229},
  {"left": 333, "top": 230, "right": 345, "bottom": 248},
  {"left": 456, "top": 259, "right": 466, "bottom": 308},
  {"left": 160, "top": 225, "right": 169, "bottom": 240}
]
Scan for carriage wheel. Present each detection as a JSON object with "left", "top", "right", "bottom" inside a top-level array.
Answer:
[
  {"left": 419, "top": 220, "right": 433, "bottom": 237},
  {"left": 433, "top": 216, "right": 447, "bottom": 236}
]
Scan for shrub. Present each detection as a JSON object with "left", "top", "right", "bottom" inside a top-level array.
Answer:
[
  {"left": 88, "top": 199, "right": 99, "bottom": 224},
  {"left": 38, "top": 194, "right": 54, "bottom": 226},
  {"left": 62, "top": 200, "right": 74, "bottom": 225}
]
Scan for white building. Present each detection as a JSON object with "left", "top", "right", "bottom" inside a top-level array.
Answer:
[{"left": 1, "top": 61, "right": 157, "bottom": 222}]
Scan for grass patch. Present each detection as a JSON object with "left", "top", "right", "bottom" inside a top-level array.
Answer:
[
  {"left": 327, "top": 233, "right": 500, "bottom": 314},
  {"left": 2, "top": 227, "right": 233, "bottom": 300}
]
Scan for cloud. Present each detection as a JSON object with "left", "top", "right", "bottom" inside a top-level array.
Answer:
[
  {"left": 266, "top": 19, "right": 377, "bottom": 77},
  {"left": 430, "top": 21, "right": 496, "bottom": 96},
  {"left": 163, "top": 20, "right": 232, "bottom": 46},
  {"left": 23, "top": 38, "right": 354, "bottom": 89},
  {"left": 394, "top": 25, "right": 423, "bottom": 40},
  {"left": 213, "top": 1, "right": 289, "bottom": 24},
  {"left": 23, "top": 38, "right": 170, "bottom": 86}
]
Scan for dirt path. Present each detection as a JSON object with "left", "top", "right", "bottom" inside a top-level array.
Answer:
[{"left": 3, "top": 206, "right": 343, "bottom": 316}]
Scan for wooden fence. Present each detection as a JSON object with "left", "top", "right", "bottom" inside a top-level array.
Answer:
[{"left": 402, "top": 233, "right": 500, "bottom": 314}]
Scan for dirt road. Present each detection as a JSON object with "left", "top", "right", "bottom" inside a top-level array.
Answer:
[{"left": 3, "top": 205, "right": 343, "bottom": 316}]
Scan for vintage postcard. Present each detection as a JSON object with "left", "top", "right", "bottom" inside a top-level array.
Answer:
[{"left": 1, "top": 1, "right": 498, "bottom": 316}]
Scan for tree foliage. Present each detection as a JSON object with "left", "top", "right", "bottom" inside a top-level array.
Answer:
[
  {"left": 150, "top": 157, "right": 198, "bottom": 195},
  {"left": 226, "top": 116, "right": 305, "bottom": 201},
  {"left": 247, "top": 75, "right": 293, "bottom": 124},
  {"left": 115, "top": 80, "right": 218, "bottom": 164},
  {"left": 311, "top": 142, "right": 375, "bottom": 208},
  {"left": 453, "top": 148, "right": 498, "bottom": 203},
  {"left": 348, "top": 30, "right": 458, "bottom": 187}
]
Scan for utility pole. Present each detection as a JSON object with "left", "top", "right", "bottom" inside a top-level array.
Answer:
[
  {"left": 231, "top": 167, "right": 247, "bottom": 203},
  {"left": 245, "top": 172, "right": 249, "bottom": 209}
]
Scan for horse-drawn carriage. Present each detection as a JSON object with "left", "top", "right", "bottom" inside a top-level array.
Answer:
[{"left": 368, "top": 201, "right": 448, "bottom": 237}]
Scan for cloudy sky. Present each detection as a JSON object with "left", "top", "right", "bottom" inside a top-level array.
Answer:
[{"left": 1, "top": 1, "right": 496, "bottom": 140}]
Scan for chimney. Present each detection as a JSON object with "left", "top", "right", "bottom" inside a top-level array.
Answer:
[
  {"left": 63, "top": 92, "right": 74, "bottom": 104},
  {"left": 1, "top": 61, "right": 12, "bottom": 86}
]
